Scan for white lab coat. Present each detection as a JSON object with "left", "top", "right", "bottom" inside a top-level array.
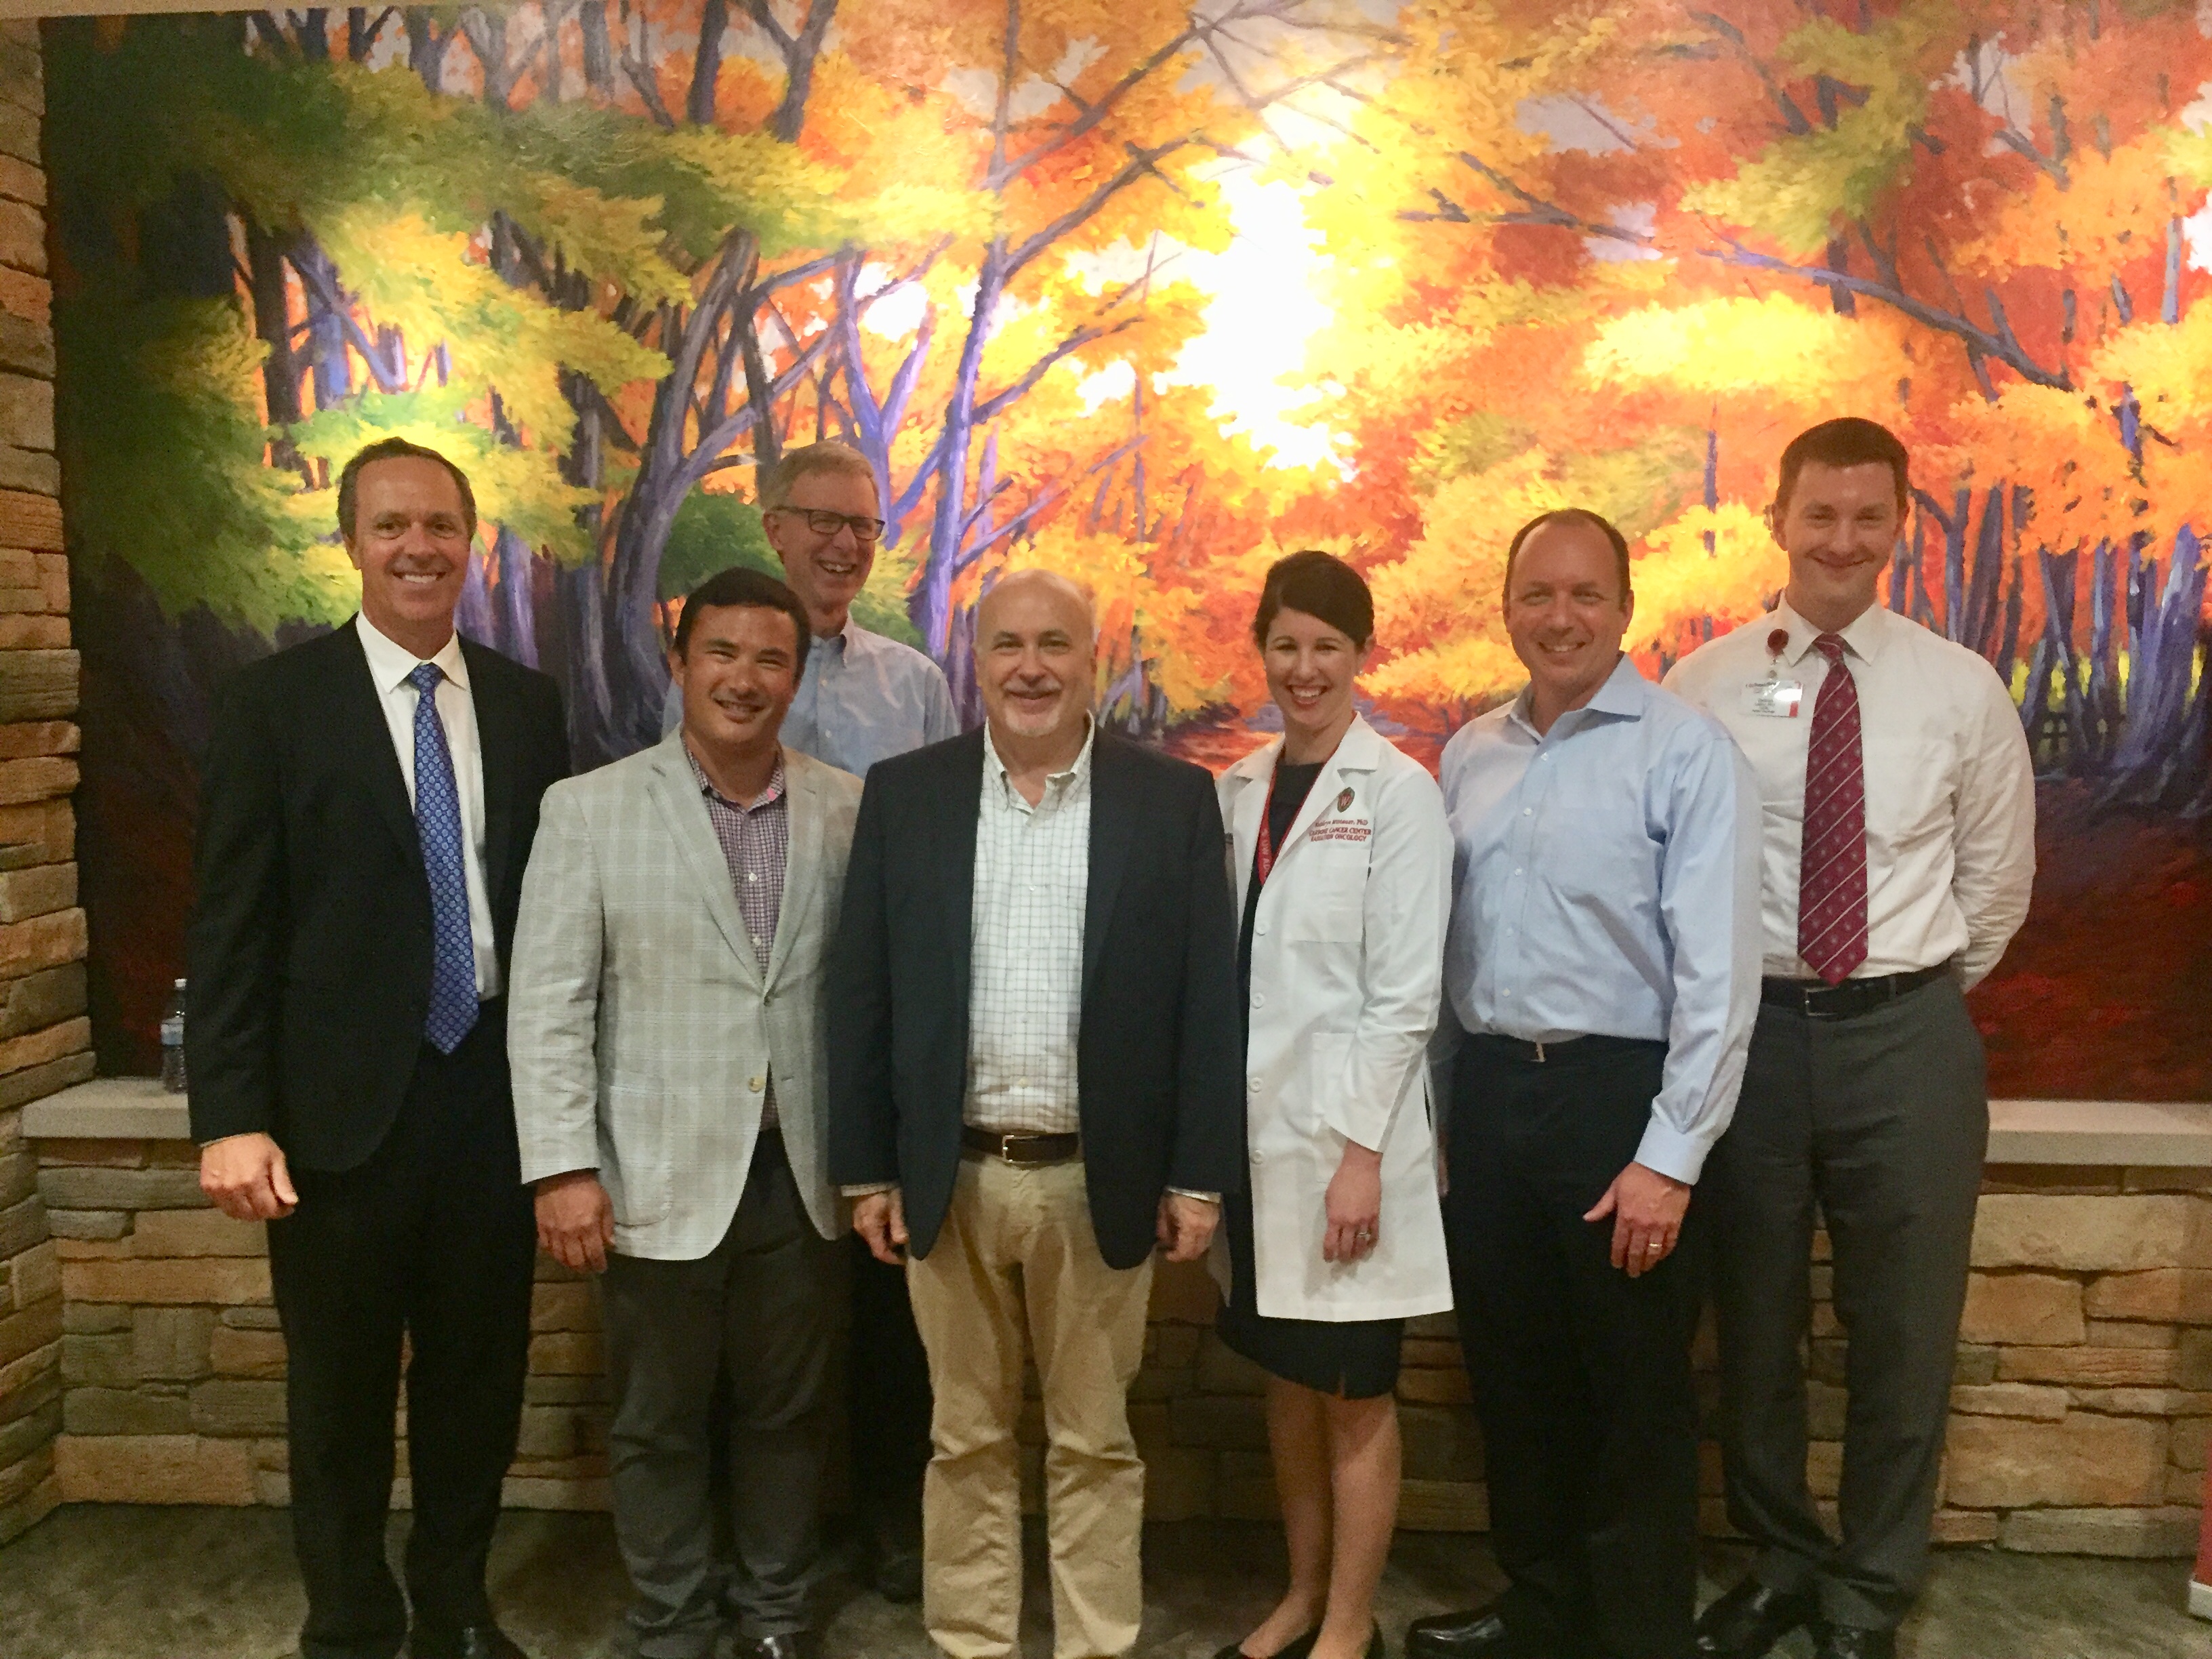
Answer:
[{"left": 1212, "top": 716, "right": 1455, "bottom": 1322}]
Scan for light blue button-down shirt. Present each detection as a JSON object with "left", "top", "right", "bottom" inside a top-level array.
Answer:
[
  {"left": 663, "top": 618, "right": 961, "bottom": 775},
  {"left": 1437, "top": 655, "right": 1762, "bottom": 1183}
]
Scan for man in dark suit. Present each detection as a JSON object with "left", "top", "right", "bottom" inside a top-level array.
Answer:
[
  {"left": 830, "top": 569, "right": 1242, "bottom": 1659},
  {"left": 188, "top": 438, "right": 570, "bottom": 1659}
]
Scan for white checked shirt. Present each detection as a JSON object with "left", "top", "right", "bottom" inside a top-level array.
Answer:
[{"left": 964, "top": 720, "right": 1095, "bottom": 1135}]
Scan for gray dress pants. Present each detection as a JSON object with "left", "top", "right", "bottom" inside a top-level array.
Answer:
[
  {"left": 1706, "top": 977, "right": 1988, "bottom": 1633},
  {"left": 600, "top": 1130, "right": 835, "bottom": 1659}
]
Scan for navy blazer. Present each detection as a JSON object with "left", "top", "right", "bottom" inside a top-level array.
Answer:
[{"left": 827, "top": 726, "right": 1244, "bottom": 1270}]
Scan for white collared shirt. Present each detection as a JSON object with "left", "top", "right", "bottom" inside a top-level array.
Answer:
[
  {"left": 354, "top": 614, "right": 499, "bottom": 997},
  {"left": 1664, "top": 599, "right": 2036, "bottom": 989},
  {"left": 964, "top": 720, "right": 1095, "bottom": 1136}
]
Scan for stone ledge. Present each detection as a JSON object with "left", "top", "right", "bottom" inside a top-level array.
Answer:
[
  {"left": 1988, "top": 1101, "right": 2212, "bottom": 1167},
  {"left": 22, "top": 1077, "right": 186, "bottom": 1141},
  {"left": 24, "top": 1084, "right": 2212, "bottom": 1170}
]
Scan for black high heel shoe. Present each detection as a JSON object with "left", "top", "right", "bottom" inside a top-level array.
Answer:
[{"left": 1214, "top": 1626, "right": 1322, "bottom": 1659}]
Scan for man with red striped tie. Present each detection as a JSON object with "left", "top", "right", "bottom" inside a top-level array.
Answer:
[{"left": 1664, "top": 419, "right": 2036, "bottom": 1659}]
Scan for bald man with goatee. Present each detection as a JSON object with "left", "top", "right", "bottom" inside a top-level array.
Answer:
[{"left": 828, "top": 570, "right": 1244, "bottom": 1659}]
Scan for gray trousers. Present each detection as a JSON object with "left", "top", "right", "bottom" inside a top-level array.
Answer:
[
  {"left": 1708, "top": 977, "right": 1988, "bottom": 1632},
  {"left": 600, "top": 1130, "right": 835, "bottom": 1659}
]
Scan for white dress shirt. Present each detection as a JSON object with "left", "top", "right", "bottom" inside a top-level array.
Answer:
[
  {"left": 964, "top": 720, "right": 1094, "bottom": 1136},
  {"left": 354, "top": 614, "right": 499, "bottom": 997},
  {"left": 1663, "top": 599, "right": 2036, "bottom": 989}
]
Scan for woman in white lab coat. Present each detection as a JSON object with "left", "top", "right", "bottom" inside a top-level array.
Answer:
[{"left": 1211, "top": 551, "right": 1454, "bottom": 1659}]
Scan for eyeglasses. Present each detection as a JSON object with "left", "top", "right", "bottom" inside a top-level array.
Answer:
[{"left": 777, "top": 508, "right": 884, "bottom": 542}]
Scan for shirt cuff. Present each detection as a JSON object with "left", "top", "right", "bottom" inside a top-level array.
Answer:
[
  {"left": 1166, "top": 1188, "right": 1221, "bottom": 1204},
  {"left": 1633, "top": 1118, "right": 1710, "bottom": 1187},
  {"left": 840, "top": 1182, "right": 898, "bottom": 1198}
]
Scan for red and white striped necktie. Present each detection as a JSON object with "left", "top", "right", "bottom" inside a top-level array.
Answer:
[{"left": 1797, "top": 634, "right": 1869, "bottom": 985}]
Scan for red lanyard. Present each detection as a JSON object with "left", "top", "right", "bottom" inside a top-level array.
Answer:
[{"left": 1254, "top": 769, "right": 1288, "bottom": 886}]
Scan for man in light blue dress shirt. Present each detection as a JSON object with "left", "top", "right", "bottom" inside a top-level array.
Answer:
[
  {"left": 659, "top": 443, "right": 959, "bottom": 777},
  {"left": 659, "top": 442, "right": 958, "bottom": 1602},
  {"left": 1407, "top": 510, "right": 1761, "bottom": 1659}
]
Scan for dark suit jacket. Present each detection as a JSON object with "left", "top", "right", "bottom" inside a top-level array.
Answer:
[
  {"left": 186, "top": 619, "right": 570, "bottom": 1172},
  {"left": 827, "top": 726, "right": 1244, "bottom": 1270}
]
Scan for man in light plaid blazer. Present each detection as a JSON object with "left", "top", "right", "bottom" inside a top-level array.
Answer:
[{"left": 508, "top": 567, "right": 862, "bottom": 1659}]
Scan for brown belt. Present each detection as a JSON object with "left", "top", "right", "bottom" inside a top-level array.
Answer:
[{"left": 961, "top": 1126, "right": 1082, "bottom": 1166}]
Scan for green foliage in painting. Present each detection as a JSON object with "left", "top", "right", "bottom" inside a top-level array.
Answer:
[{"left": 55, "top": 281, "right": 348, "bottom": 631}]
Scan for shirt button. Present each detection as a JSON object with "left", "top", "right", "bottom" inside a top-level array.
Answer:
[
  {"left": 1252, "top": 993, "right": 1265, "bottom": 1008},
  {"left": 746, "top": 872, "right": 759, "bottom": 883},
  {"left": 1513, "top": 868, "right": 1523, "bottom": 877},
  {"left": 1256, "top": 921, "right": 1269, "bottom": 935},
  {"left": 1523, "top": 808, "right": 1531, "bottom": 817},
  {"left": 1248, "top": 1078, "right": 1262, "bottom": 1093},
  {"left": 1252, "top": 1149, "right": 1265, "bottom": 1165},
  {"left": 1502, "top": 989, "right": 1513, "bottom": 998}
]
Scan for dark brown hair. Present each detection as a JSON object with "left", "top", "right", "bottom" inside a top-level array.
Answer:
[
  {"left": 1774, "top": 417, "right": 1910, "bottom": 516},
  {"left": 674, "top": 565, "right": 813, "bottom": 680},
  {"left": 1252, "top": 549, "right": 1374, "bottom": 650}
]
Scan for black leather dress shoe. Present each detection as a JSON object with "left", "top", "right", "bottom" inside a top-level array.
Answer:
[
  {"left": 1212, "top": 1624, "right": 1319, "bottom": 1659},
  {"left": 1693, "top": 1580, "right": 1816, "bottom": 1659},
  {"left": 409, "top": 1626, "right": 529, "bottom": 1659},
  {"left": 1811, "top": 1624, "right": 1893, "bottom": 1659},
  {"left": 1404, "top": 1606, "right": 1524, "bottom": 1659}
]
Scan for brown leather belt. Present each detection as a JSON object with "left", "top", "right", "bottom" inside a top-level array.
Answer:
[
  {"left": 961, "top": 1126, "right": 1082, "bottom": 1166},
  {"left": 1761, "top": 964, "right": 1950, "bottom": 1021}
]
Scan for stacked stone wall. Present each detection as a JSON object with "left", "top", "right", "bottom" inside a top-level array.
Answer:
[
  {"left": 30, "top": 1120, "right": 2212, "bottom": 1559},
  {"left": 0, "top": 20, "right": 95, "bottom": 1549}
]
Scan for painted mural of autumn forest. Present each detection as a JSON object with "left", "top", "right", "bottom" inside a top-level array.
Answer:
[{"left": 45, "top": 0, "right": 2212, "bottom": 1094}]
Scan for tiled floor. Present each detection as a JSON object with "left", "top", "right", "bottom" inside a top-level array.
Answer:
[{"left": 0, "top": 1505, "right": 2206, "bottom": 1659}]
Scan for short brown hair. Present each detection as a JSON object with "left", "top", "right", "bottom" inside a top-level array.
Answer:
[
  {"left": 1774, "top": 418, "right": 1910, "bottom": 516},
  {"left": 336, "top": 438, "right": 478, "bottom": 544},
  {"left": 1503, "top": 508, "right": 1631, "bottom": 600},
  {"left": 759, "top": 441, "right": 878, "bottom": 513}
]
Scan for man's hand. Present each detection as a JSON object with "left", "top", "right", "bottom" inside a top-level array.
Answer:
[
  {"left": 1323, "top": 1141, "right": 1383, "bottom": 1264},
  {"left": 200, "top": 1133, "right": 298, "bottom": 1222},
  {"left": 1584, "top": 1161, "right": 1692, "bottom": 1278},
  {"left": 535, "top": 1170, "right": 615, "bottom": 1274},
  {"left": 1155, "top": 1193, "right": 1219, "bottom": 1263},
  {"left": 852, "top": 1188, "right": 909, "bottom": 1266}
]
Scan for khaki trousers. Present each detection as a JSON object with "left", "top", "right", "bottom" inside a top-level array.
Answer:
[{"left": 906, "top": 1155, "right": 1155, "bottom": 1659}]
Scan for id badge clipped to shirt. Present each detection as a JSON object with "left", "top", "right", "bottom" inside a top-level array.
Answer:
[
  {"left": 1742, "top": 627, "right": 1804, "bottom": 718},
  {"left": 1743, "top": 674, "right": 1804, "bottom": 718}
]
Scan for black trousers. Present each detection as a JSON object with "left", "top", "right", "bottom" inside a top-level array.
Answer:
[
  {"left": 600, "top": 1131, "right": 836, "bottom": 1658},
  {"left": 846, "top": 1235, "right": 933, "bottom": 1536},
  {"left": 1443, "top": 1035, "right": 1700, "bottom": 1659},
  {"left": 266, "top": 1010, "right": 537, "bottom": 1659},
  {"left": 1708, "top": 980, "right": 1987, "bottom": 1631}
]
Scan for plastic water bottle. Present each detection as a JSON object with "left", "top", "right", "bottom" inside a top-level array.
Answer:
[{"left": 159, "top": 979, "right": 187, "bottom": 1094}]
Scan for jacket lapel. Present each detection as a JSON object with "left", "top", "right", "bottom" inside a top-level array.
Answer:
[
  {"left": 939, "top": 731, "right": 983, "bottom": 1024},
  {"left": 644, "top": 734, "right": 762, "bottom": 985},
  {"left": 1082, "top": 732, "right": 1134, "bottom": 1004},
  {"left": 764, "top": 747, "right": 821, "bottom": 989},
  {"left": 1221, "top": 738, "right": 1279, "bottom": 917},
  {"left": 461, "top": 640, "right": 518, "bottom": 905},
  {"left": 335, "top": 621, "right": 425, "bottom": 876}
]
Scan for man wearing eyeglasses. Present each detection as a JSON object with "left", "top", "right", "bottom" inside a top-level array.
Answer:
[
  {"left": 662, "top": 441, "right": 959, "bottom": 1603},
  {"left": 661, "top": 443, "right": 960, "bottom": 779}
]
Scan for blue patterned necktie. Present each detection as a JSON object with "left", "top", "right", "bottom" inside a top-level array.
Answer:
[{"left": 408, "top": 662, "right": 479, "bottom": 1054}]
